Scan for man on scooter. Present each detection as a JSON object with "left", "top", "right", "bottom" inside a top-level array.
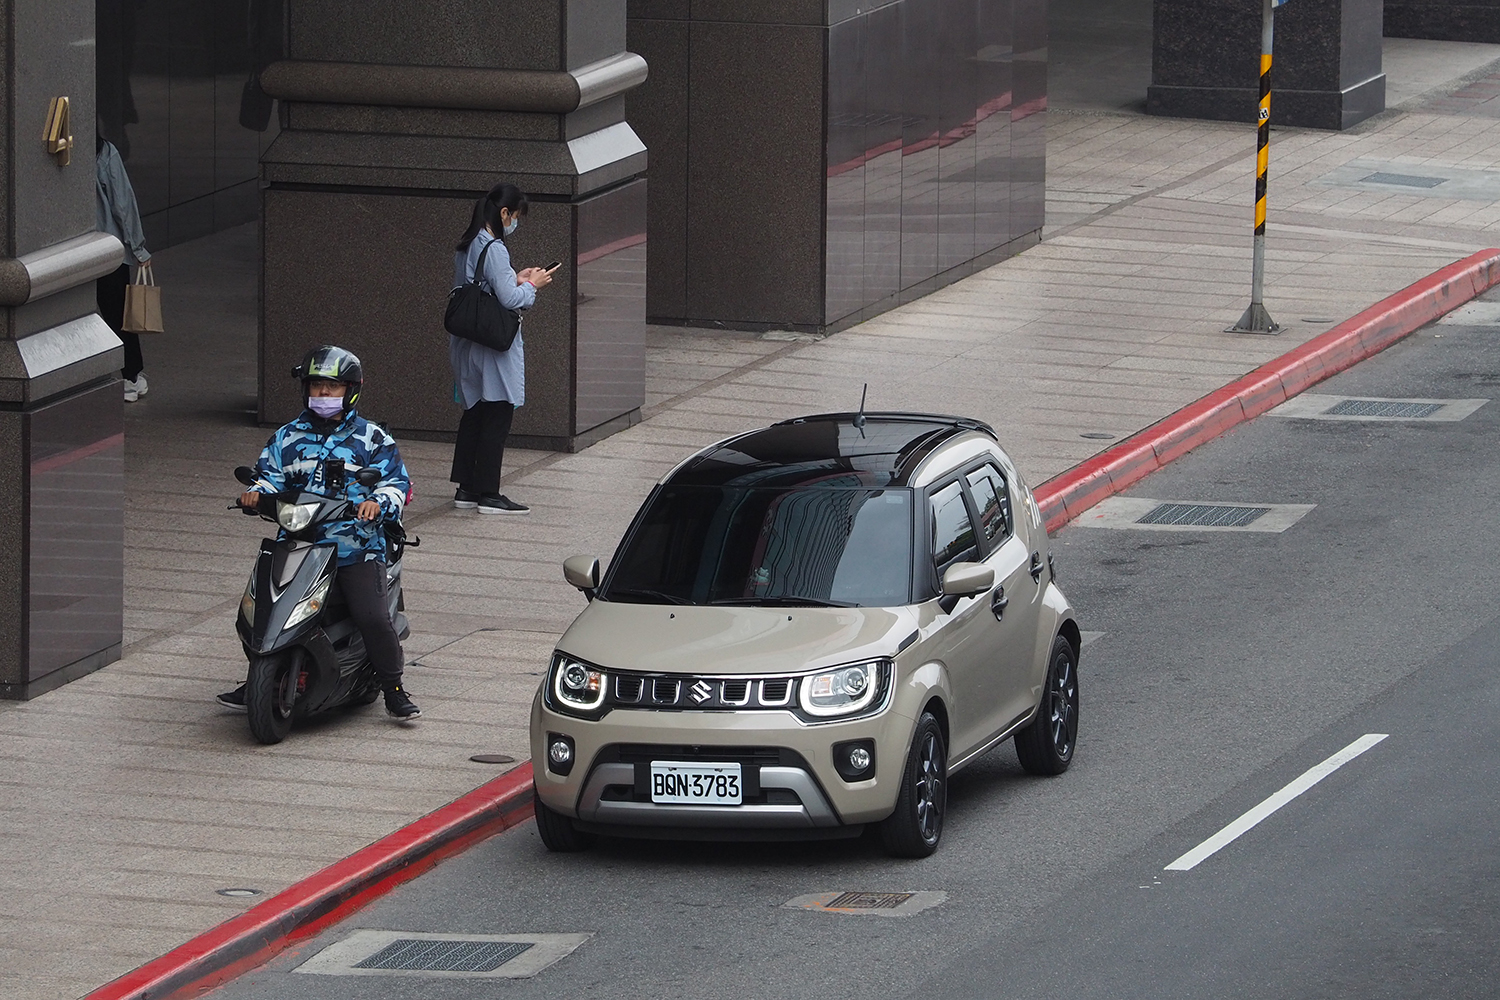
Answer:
[{"left": 217, "top": 345, "right": 421, "bottom": 720}]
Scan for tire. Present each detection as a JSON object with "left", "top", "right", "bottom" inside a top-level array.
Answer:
[
  {"left": 534, "top": 793, "right": 594, "bottom": 852},
  {"left": 878, "top": 712, "right": 947, "bottom": 858},
  {"left": 1014, "top": 635, "right": 1080, "bottom": 776},
  {"left": 246, "top": 653, "right": 298, "bottom": 744}
]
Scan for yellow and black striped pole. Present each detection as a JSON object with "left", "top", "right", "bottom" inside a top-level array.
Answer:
[{"left": 1230, "top": 0, "right": 1282, "bottom": 334}]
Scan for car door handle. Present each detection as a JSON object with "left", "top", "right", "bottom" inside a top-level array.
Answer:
[
  {"left": 1029, "top": 551, "right": 1043, "bottom": 583},
  {"left": 991, "top": 585, "right": 1008, "bottom": 621}
]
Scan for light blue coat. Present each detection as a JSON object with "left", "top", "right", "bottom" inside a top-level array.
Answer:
[{"left": 450, "top": 232, "right": 535, "bottom": 408}]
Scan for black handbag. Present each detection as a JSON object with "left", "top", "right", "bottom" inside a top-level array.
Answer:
[{"left": 444, "top": 237, "right": 521, "bottom": 353}]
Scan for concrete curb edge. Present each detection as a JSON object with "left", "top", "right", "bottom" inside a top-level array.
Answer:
[
  {"left": 82, "top": 763, "right": 535, "bottom": 1000},
  {"left": 1035, "top": 248, "right": 1500, "bottom": 533},
  {"left": 77, "top": 248, "right": 1500, "bottom": 1000}
]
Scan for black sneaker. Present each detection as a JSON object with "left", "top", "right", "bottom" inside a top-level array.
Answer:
[
  {"left": 477, "top": 494, "right": 530, "bottom": 515},
  {"left": 384, "top": 685, "right": 421, "bottom": 720},
  {"left": 453, "top": 488, "right": 480, "bottom": 510},
  {"left": 216, "top": 684, "right": 247, "bottom": 711}
]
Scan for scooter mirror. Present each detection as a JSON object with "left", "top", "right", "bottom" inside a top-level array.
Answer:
[
  {"left": 354, "top": 468, "right": 381, "bottom": 487},
  {"left": 234, "top": 466, "right": 256, "bottom": 486}
]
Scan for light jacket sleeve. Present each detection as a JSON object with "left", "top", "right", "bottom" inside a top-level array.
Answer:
[
  {"left": 480, "top": 238, "right": 537, "bottom": 312},
  {"left": 366, "top": 426, "right": 411, "bottom": 519},
  {"left": 99, "top": 144, "right": 151, "bottom": 264}
]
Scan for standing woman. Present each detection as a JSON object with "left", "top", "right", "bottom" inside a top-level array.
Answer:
[
  {"left": 95, "top": 133, "right": 153, "bottom": 402},
  {"left": 449, "top": 183, "right": 554, "bottom": 513}
]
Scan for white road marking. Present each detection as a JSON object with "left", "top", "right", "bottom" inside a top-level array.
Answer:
[{"left": 1164, "top": 733, "right": 1389, "bottom": 872}]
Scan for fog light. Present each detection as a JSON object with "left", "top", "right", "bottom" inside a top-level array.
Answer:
[
  {"left": 546, "top": 733, "right": 576, "bottom": 776},
  {"left": 832, "top": 739, "right": 876, "bottom": 782}
]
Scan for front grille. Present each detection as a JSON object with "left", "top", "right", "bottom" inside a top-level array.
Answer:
[
  {"left": 721, "top": 680, "right": 750, "bottom": 705},
  {"left": 599, "top": 670, "right": 800, "bottom": 711},
  {"left": 759, "top": 679, "right": 791, "bottom": 705},
  {"left": 651, "top": 678, "right": 679, "bottom": 703},
  {"left": 616, "top": 676, "right": 643, "bottom": 702},
  {"left": 354, "top": 939, "right": 532, "bottom": 973}
]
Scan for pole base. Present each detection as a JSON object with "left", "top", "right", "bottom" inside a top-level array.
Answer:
[{"left": 1227, "top": 302, "right": 1281, "bottom": 335}]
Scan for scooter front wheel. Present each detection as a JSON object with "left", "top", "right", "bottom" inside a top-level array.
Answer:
[{"left": 247, "top": 653, "right": 299, "bottom": 744}]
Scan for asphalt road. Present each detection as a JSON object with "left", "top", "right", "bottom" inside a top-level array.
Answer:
[{"left": 212, "top": 298, "right": 1500, "bottom": 1000}]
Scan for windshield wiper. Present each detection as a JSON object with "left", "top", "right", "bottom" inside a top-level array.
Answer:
[
  {"left": 709, "top": 596, "right": 856, "bottom": 608},
  {"left": 605, "top": 588, "right": 693, "bottom": 606}
]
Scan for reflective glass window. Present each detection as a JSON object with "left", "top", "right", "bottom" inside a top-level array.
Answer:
[
  {"left": 965, "top": 464, "right": 1011, "bottom": 542},
  {"left": 929, "top": 481, "right": 977, "bottom": 571}
]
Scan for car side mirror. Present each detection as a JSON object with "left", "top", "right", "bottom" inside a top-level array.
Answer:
[
  {"left": 941, "top": 561, "right": 994, "bottom": 598},
  {"left": 354, "top": 468, "right": 381, "bottom": 487},
  {"left": 234, "top": 466, "right": 256, "bottom": 486},
  {"left": 563, "top": 555, "right": 601, "bottom": 598}
]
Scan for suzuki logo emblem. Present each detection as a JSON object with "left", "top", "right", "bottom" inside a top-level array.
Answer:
[{"left": 690, "top": 680, "right": 713, "bottom": 704}]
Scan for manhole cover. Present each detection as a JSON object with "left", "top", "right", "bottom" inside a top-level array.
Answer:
[
  {"left": 1136, "top": 503, "right": 1269, "bottom": 528},
  {"left": 1361, "top": 172, "right": 1446, "bottom": 188},
  {"left": 355, "top": 939, "right": 532, "bottom": 973},
  {"left": 825, "top": 891, "right": 915, "bottom": 909},
  {"left": 1323, "top": 399, "right": 1444, "bottom": 419}
]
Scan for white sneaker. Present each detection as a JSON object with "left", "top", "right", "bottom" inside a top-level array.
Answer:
[
  {"left": 133, "top": 372, "right": 148, "bottom": 397},
  {"left": 124, "top": 378, "right": 139, "bottom": 403}
]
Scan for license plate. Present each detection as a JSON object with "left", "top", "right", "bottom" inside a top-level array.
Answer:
[{"left": 649, "top": 761, "right": 743, "bottom": 805}]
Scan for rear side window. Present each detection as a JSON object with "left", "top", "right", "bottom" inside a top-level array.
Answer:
[
  {"left": 965, "top": 464, "right": 1012, "bottom": 543},
  {"left": 930, "top": 482, "right": 977, "bottom": 572}
]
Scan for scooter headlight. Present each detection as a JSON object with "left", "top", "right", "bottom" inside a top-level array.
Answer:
[
  {"left": 286, "top": 576, "right": 331, "bottom": 627},
  {"left": 277, "top": 500, "right": 319, "bottom": 532}
]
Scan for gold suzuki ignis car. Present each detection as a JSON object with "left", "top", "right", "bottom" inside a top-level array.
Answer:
[{"left": 530, "top": 412, "right": 1080, "bottom": 857}]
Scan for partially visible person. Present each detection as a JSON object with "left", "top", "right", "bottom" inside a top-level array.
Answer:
[
  {"left": 449, "top": 182, "right": 554, "bottom": 515},
  {"left": 95, "top": 133, "right": 152, "bottom": 402},
  {"left": 218, "top": 345, "right": 422, "bottom": 721}
]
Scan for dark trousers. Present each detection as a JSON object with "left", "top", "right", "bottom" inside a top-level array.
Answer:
[
  {"left": 97, "top": 263, "right": 144, "bottom": 380},
  {"left": 450, "top": 399, "right": 515, "bottom": 495},
  {"left": 337, "top": 559, "right": 405, "bottom": 688}
]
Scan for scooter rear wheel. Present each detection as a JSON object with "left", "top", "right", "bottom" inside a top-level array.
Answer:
[{"left": 247, "top": 653, "right": 298, "bottom": 744}]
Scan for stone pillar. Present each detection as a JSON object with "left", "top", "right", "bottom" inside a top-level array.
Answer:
[
  {"left": 259, "top": 1, "right": 648, "bottom": 451},
  {"left": 1149, "top": 0, "right": 1386, "bottom": 130},
  {"left": 0, "top": 0, "right": 128, "bottom": 699},
  {"left": 628, "top": 0, "right": 1047, "bottom": 335},
  {"left": 1385, "top": 0, "right": 1500, "bottom": 41}
]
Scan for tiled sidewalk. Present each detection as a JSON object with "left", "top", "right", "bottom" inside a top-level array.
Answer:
[{"left": 10, "top": 57, "right": 1500, "bottom": 1000}]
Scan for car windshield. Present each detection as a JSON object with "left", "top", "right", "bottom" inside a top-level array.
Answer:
[{"left": 604, "top": 485, "right": 913, "bottom": 608}]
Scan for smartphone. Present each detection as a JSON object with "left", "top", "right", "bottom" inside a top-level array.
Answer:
[{"left": 544, "top": 260, "right": 563, "bottom": 272}]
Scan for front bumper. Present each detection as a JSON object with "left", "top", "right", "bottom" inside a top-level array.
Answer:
[{"left": 531, "top": 695, "right": 915, "bottom": 831}]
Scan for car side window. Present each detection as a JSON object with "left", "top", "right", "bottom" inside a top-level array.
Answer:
[
  {"left": 929, "top": 481, "right": 978, "bottom": 572},
  {"left": 965, "top": 464, "right": 1012, "bottom": 543}
]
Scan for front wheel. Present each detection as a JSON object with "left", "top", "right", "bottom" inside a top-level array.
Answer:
[
  {"left": 534, "top": 794, "right": 594, "bottom": 852},
  {"left": 879, "top": 712, "right": 947, "bottom": 858},
  {"left": 246, "top": 653, "right": 299, "bottom": 744},
  {"left": 1014, "top": 635, "right": 1079, "bottom": 775}
]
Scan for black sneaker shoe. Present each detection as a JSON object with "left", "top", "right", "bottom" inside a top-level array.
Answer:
[
  {"left": 477, "top": 493, "right": 530, "bottom": 515},
  {"left": 453, "top": 488, "right": 480, "bottom": 509},
  {"left": 384, "top": 685, "right": 421, "bottom": 720},
  {"left": 216, "top": 684, "right": 247, "bottom": 711}
]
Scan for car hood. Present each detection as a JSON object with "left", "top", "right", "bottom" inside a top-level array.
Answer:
[{"left": 556, "top": 601, "right": 915, "bottom": 675}]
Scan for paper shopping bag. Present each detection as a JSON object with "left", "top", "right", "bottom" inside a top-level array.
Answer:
[{"left": 122, "top": 266, "right": 165, "bottom": 334}]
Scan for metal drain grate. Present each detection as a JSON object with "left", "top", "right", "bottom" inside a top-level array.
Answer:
[
  {"left": 1361, "top": 172, "right": 1447, "bottom": 188},
  {"left": 825, "top": 892, "right": 915, "bottom": 909},
  {"left": 354, "top": 939, "right": 533, "bottom": 973},
  {"left": 1323, "top": 398, "right": 1444, "bottom": 419},
  {"left": 1136, "top": 504, "right": 1269, "bottom": 528}
]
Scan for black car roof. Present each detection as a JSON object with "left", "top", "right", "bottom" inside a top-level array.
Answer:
[{"left": 665, "top": 412, "right": 997, "bottom": 489}]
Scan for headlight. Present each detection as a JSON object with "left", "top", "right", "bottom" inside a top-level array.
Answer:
[
  {"left": 551, "top": 655, "right": 606, "bottom": 712},
  {"left": 799, "top": 661, "right": 882, "bottom": 718},
  {"left": 277, "top": 500, "right": 319, "bottom": 532},
  {"left": 286, "top": 576, "right": 331, "bottom": 627},
  {"left": 239, "top": 578, "right": 255, "bottom": 624}
]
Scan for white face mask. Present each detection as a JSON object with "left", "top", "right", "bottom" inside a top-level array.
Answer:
[{"left": 503, "top": 217, "right": 519, "bottom": 236}]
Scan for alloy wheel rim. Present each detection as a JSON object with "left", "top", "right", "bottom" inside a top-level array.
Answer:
[
  {"left": 914, "top": 732, "right": 944, "bottom": 843},
  {"left": 1049, "top": 655, "right": 1077, "bottom": 757}
]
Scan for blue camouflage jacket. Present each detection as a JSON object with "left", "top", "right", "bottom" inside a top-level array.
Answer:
[{"left": 249, "top": 410, "right": 411, "bottom": 566}]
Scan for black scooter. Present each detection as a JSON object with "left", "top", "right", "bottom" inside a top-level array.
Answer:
[{"left": 231, "top": 463, "right": 416, "bottom": 744}]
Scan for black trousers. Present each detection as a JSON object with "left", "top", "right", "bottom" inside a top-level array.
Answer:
[
  {"left": 97, "top": 263, "right": 144, "bottom": 380},
  {"left": 450, "top": 399, "right": 515, "bottom": 495},
  {"left": 337, "top": 559, "right": 405, "bottom": 688}
]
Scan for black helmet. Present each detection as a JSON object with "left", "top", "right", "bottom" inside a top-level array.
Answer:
[{"left": 292, "top": 345, "right": 363, "bottom": 414}]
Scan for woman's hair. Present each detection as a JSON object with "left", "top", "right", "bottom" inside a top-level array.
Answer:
[{"left": 456, "top": 182, "right": 529, "bottom": 251}]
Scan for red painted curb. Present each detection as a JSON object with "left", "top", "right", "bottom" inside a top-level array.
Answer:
[
  {"left": 1035, "top": 248, "right": 1500, "bottom": 533},
  {"left": 76, "top": 247, "right": 1500, "bottom": 1000},
  {"left": 82, "top": 764, "right": 535, "bottom": 1000}
]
